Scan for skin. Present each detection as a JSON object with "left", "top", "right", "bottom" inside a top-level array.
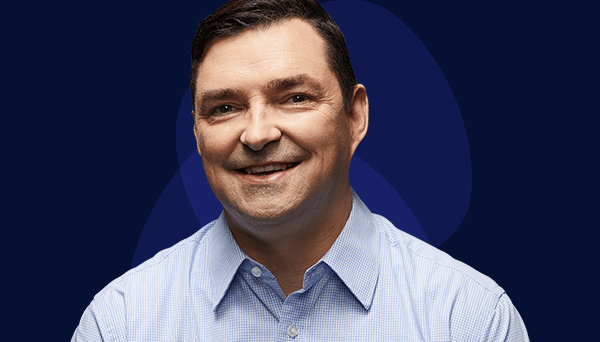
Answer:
[{"left": 193, "top": 19, "right": 368, "bottom": 296}]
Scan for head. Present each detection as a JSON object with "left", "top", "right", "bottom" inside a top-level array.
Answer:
[
  {"left": 190, "top": 0, "right": 357, "bottom": 113},
  {"left": 191, "top": 0, "right": 368, "bottom": 235}
]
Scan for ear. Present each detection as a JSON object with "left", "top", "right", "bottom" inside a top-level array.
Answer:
[
  {"left": 193, "top": 117, "right": 202, "bottom": 157},
  {"left": 347, "top": 84, "right": 369, "bottom": 155}
]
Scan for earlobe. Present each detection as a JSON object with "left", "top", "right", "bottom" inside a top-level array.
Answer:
[{"left": 349, "top": 84, "right": 369, "bottom": 154}]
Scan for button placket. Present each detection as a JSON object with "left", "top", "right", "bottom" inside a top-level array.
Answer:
[{"left": 280, "top": 294, "right": 304, "bottom": 339}]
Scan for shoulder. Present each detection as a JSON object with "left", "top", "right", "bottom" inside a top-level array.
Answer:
[
  {"left": 93, "top": 219, "right": 216, "bottom": 305},
  {"left": 72, "top": 220, "right": 218, "bottom": 340},
  {"left": 374, "top": 213, "right": 504, "bottom": 297},
  {"left": 372, "top": 214, "right": 523, "bottom": 340}
]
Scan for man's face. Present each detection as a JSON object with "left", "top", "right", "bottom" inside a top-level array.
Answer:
[{"left": 193, "top": 19, "right": 363, "bottom": 227}]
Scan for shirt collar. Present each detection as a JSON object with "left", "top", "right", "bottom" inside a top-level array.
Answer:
[
  {"left": 207, "top": 190, "right": 380, "bottom": 310},
  {"left": 321, "top": 189, "right": 380, "bottom": 310},
  {"left": 207, "top": 212, "right": 247, "bottom": 310}
]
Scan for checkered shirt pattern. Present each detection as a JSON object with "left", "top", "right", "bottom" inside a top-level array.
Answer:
[{"left": 72, "top": 191, "right": 529, "bottom": 341}]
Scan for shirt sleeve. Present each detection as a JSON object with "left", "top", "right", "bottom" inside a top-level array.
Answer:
[
  {"left": 71, "top": 287, "right": 128, "bottom": 342},
  {"left": 71, "top": 302, "right": 105, "bottom": 342},
  {"left": 478, "top": 294, "right": 529, "bottom": 342}
]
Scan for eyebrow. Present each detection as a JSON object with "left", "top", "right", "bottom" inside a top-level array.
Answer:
[
  {"left": 199, "top": 88, "right": 244, "bottom": 103},
  {"left": 197, "top": 74, "right": 327, "bottom": 111},
  {"left": 267, "top": 74, "right": 326, "bottom": 95},
  {"left": 197, "top": 88, "right": 244, "bottom": 114}
]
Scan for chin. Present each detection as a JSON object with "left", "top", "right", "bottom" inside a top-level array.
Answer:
[
  {"left": 224, "top": 194, "right": 306, "bottom": 225},
  {"left": 241, "top": 201, "right": 297, "bottom": 222}
]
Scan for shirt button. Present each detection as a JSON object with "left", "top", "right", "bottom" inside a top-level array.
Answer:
[
  {"left": 287, "top": 325, "right": 299, "bottom": 338},
  {"left": 251, "top": 266, "right": 262, "bottom": 278}
]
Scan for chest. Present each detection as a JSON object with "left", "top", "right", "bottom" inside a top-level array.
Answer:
[{"left": 124, "top": 272, "right": 465, "bottom": 342}]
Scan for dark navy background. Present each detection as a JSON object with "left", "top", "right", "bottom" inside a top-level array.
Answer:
[{"left": 3, "top": 0, "right": 596, "bottom": 340}]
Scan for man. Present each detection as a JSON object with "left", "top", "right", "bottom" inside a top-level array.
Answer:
[{"left": 73, "top": 0, "right": 528, "bottom": 340}]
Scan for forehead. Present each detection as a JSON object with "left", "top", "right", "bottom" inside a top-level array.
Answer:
[{"left": 195, "top": 19, "right": 336, "bottom": 95}]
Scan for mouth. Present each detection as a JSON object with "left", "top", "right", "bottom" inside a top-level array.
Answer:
[{"left": 236, "top": 162, "right": 300, "bottom": 176}]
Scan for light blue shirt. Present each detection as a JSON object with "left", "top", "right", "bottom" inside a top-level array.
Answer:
[{"left": 72, "top": 192, "right": 528, "bottom": 341}]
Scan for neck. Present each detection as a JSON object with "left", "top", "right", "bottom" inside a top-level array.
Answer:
[{"left": 225, "top": 185, "right": 353, "bottom": 296}]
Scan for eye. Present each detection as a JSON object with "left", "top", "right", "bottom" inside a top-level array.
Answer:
[
  {"left": 214, "top": 104, "right": 235, "bottom": 114},
  {"left": 289, "top": 94, "right": 307, "bottom": 103}
]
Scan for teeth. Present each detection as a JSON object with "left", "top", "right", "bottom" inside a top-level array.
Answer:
[{"left": 244, "top": 163, "right": 295, "bottom": 174}]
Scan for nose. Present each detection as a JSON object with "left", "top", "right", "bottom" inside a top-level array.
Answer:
[{"left": 239, "top": 106, "right": 282, "bottom": 151}]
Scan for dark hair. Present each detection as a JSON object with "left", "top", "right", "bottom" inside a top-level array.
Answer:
[{"left": 190, "top": 0, "right": 357, "bottom": 113}]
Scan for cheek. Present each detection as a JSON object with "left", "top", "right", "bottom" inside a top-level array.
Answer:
[
  {"left": 284, "top": 111, "right": 350, "bottom": 153},
  {"left": 198, "top": 124, "right": 241, "bottom": 162}
]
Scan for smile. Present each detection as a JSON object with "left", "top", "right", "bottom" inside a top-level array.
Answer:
[{"left": 242, "top": 162, "right": 299, "bottom": 175}]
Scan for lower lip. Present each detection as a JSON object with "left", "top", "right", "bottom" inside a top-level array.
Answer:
[{"left": 236, "top": 164, "right": 298, "bottom": 184}]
